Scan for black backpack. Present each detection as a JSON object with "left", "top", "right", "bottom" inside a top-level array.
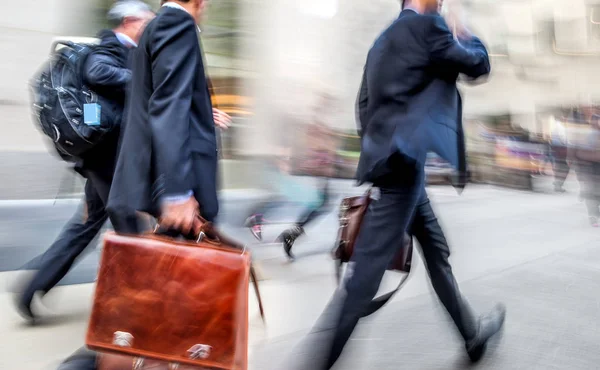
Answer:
[{"left": 30, "top": 40, "right": 113, "bottom": 161}]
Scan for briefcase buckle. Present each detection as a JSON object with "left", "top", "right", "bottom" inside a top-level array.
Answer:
[
  {"left": 188, "top": 344, "right": 212, "bottom": 360},
  {"left": 113, "top": 331, "right": 134, "bottom": 347}
]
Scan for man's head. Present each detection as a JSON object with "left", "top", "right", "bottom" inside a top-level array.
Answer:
[
  {"left": 108, "top": 1, "right": 155, "bottom": 44},
  {"left": 161, "top": 0, "right": 209, "bottom": 23},
  {"left": 402, "top": 0, "right": 442, "bottom": 13}
]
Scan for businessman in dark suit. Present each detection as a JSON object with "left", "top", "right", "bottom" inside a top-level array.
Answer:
[
  {"left": 14, "top": 1, "right": 154, "bottom": 323},
  {"left": 108, "top": 0, "right": 222, "bottom": 235},
  {"left": 286, "top": 0, "right": 506, "bottom": 368}
]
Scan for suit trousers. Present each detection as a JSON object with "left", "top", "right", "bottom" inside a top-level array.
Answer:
[
  {"left": 20, "top": 167, "right": 140, "bottom": 304},
  {"left": 285, "top": 164, "right": 478, "bottom": 369},
  {"left": 20, "top": 170, "right": 111, "bottom": 304},
  {"left": 56, "top": 347, "right": 98, "bottom": 370}
]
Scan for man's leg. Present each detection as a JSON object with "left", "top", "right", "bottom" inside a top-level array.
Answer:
[
  {"left": 56, "top": 347, "right": 98, "bottom": 370},
  {"left": 17, "top": 179, "right": 108, "bottom": 319},
  {"left": 85, "top": 169, "right": 142, "bottom": 235},
  {"left": 297, "top": 179, "right": 331, "bottom": 228},
  {"left": 411, "top": 195, "right": 477, "bottom": 340},
  {"left": 325, "top": 180, "right": 422, "bottom": 367},
  {"left": 283, "top": 160, "right": 422, "bottom": 370},
  {"left": 552, "top": 146, "right": 569, "bottom": 191},
  {"left": 411, "top": 193, "right": 505, "bottom": 361},
  {"left": 282, "top": 178, "right": 422, "bottom": 370},
  {"left": 280, "top": 180, "right": 332, "bottom": 260}
]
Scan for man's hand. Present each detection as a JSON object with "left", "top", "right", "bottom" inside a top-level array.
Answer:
[
  {"left": 213, "top": 108, "right": 232, "bottom": 130},
  {"left": 442, "top": 0, "right": 471, "bottom": 40},
  {"left": 444, "top": 14, "right": 470, "bottom": 40},
  {"left": 159, "top": 196, "right": 201, "bottom": 236}
]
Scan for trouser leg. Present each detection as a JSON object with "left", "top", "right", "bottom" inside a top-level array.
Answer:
[
  {"left": 21, "top": 178, "right": 108, "bottom": 301},
  {"left": 411, "top": 195, "right": 477, "bottom": 342}
]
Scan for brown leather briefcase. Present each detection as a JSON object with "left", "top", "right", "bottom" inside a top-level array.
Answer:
[
  {"left": 332, "top": 190, "right": 413, "bottom": 315},
  {"left": 86, "top": 225, "right": 264, "bottom": 370},
  {"left": 333, "top": 190, "right": 413, "bottom": 273}
]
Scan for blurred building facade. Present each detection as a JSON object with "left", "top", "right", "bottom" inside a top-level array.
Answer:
[
  {"left": 228, "top": 0, "right": 600, "bottom": 158},
  {"left": 3, "top": 0, "right": 600, "bottom": 184}
]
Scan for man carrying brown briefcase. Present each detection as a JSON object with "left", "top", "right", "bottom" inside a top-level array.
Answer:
[
  {"left": 107, "top": 0, "right": 227, "bottom": 235},
  {"left": 56, "top": 1, "right": 236, "bottom": 369}
]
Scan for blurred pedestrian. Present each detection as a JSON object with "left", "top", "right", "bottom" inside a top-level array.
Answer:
[
  {"left": 284, "top": 0, "right": 505, "bottom": 368},
  {"left": 14, "top": 0, "right": 154, "bottom": 323},
  {"left": 244, "top": 147, "right": 331, "bottom": 260},
  {"left": 245, "top": 100, "right": 336, "bottom": 260},
  {"left": 572, "top": 115, "right": 600, "bottom": 226},
  {"left": 550, "top": 119, "right": 570, "bottom": 192}
]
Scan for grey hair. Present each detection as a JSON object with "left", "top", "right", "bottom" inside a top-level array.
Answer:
[{"left": 107, "top": 1, "right": 152, "bottom": 26}]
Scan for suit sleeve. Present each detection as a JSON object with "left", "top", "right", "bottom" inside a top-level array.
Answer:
[
  {"left": 148, "top": 16, "right": 198, "bottom": 198},
  {"left": 425, "top": 15, "right": 490, "bottom": 79},
  {"left": 355, "top": 67, "right": 369, "bottom": 136},
  {"left": 83, "top": 50, "right": 131, "bottom": 90}
]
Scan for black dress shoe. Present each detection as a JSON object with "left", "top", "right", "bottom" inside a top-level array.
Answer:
[
  {"left": 277, "top": 226, "right": 304, "bottom": 261},
  {"left": 466, "top": 304, "right": 506, "bottom": 362}
]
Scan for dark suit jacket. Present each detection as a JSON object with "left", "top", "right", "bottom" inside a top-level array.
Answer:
[
  {"left": 78, "top": 30, "right": 131, "bottom": 179},
  {"left": 108, "top": 6, "right": 219, "bottom": 222},
  {"left": 356, "top": 9, "right": 490, "bottom": 186}
]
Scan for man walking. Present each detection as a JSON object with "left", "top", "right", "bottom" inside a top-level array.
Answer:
[
  {"left": 286, "top": 0, "right": 505, "bottom": 368},
  {"left": 108, "top": 0, "right": 222, "bottom": 236},
  {"left": 56, "top": 1, "right": 231, "bottom": 367},
  {"left": 15, "top": 0, "right": 154, "bottom": 323}
]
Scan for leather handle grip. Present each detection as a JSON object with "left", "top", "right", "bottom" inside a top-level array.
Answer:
[{"left": 152, "top": 216, "right": 221, "bottom": 245}]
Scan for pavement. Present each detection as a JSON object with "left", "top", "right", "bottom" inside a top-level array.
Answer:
[
  {"left": 0, "top": 151, "right": 274, "bottom": 200},
  {"left": 1, "top": 177, "right": 600, "bottom": 369}
]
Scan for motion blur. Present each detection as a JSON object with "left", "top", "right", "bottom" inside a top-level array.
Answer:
[{"left": 1, "top": 0, "right": 600, "bottom": 369}]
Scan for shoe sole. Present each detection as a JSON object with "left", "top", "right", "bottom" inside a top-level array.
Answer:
[{"left": 468, "top": 306, "right": 506, "bottom": 363}]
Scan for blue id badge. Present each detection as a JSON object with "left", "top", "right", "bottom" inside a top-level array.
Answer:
[{"left": 84, "top": 103, "right": 101, "bottom": 126}]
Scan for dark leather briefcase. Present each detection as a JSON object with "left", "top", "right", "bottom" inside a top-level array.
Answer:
[
  {"left": 86, "top": 224, "right": 264, "bottom": 370},
  {"left": 333, "top": 190, "right": 413, "bottom": 316}
]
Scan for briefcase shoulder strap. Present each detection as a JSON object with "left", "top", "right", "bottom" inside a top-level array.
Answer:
[
  {"left": 335, "top": 261, "right": 410, "bottom": 318},
  {"left": 250, "top": 265, "right": 265, "bottom": 322},
  {"left": 362, "top": 273, "right": 410, "bottom": 317}
]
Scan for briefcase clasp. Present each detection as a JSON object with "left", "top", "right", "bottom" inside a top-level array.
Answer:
[
  {"left": 113, "top": 331, "right": 134, "bottom": 347},
  {"left": 188, "top": 344, "right": 212, "bottom": 360}
]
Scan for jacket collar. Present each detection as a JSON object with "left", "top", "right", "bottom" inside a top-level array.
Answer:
[
  {"left": 399, "top": 8, "right": 439, "bottom": 18},
  {"left": 162, "top": 2, "right": 187, "bottom": 12},
  {"left": 402, "top": 7, "right": 419, "bottom": 15},
  {"left": 161, "top": 2, "right": 202, "bottom": 33}
]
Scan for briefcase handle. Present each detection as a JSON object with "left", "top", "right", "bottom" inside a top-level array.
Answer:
[{"left": 153, "top": 216, "right": 222, "bottom": 245}]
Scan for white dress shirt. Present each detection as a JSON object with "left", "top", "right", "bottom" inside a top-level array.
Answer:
[{"left": 115, "top": 32, "right": 137, "bottom": 48}]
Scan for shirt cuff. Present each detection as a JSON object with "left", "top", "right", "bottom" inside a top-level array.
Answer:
[{"left": 162, "top": 190, "right": 194, "bottom": 205}]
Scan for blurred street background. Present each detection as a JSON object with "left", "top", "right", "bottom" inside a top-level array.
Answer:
[
  {"left": 6, "top": 0, "right": 600, "bottom": 193},
  {"left": 2, "top": 0, "right": 600, "bottom": 369}
]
